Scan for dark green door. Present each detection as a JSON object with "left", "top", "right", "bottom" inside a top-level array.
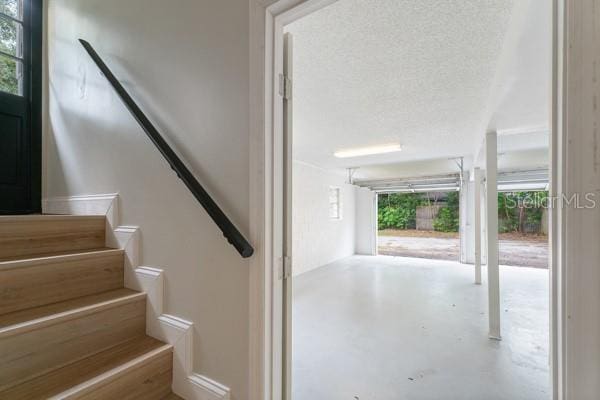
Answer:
[{"left": 0, "top": 0, "right": 41, "bottom": 214}]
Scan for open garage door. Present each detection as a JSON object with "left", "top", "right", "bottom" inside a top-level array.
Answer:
[
  {"left": 497, "top": 168, "right": 548, "bottom": 192},
  {"left": 354, "top": 168, "right": 548, "bottom": 193},
  {"left": 356, "top": 168, "right": 549, "bottom": 264},
  {"left": 355, "top": 173, "right": 462, "bottom": 193}
]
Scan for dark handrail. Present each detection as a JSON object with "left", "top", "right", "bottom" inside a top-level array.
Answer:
[{"left": 79, "top": 39, "right": 254, "bottom": 258}]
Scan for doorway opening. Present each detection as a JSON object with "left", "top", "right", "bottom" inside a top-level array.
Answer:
[{"left": 268, "top": 0, "right": 555, "bottom": 399}]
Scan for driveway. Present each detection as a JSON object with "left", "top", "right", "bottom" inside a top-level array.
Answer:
[{"left": 378, "top": 230, "right": 548, "bottom": 268}]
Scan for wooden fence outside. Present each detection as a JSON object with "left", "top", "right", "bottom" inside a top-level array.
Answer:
[{"left": 416, "top": 204, "right": 444, "bottom": 230}]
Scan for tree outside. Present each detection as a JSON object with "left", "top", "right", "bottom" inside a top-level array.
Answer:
[
  {"left": 378, "top": 192, "right": 459, "bottom": 233},
  {"left": 1, "top": 0, "right": 21, "bottom": 95},
  {"left": 498, "top": 191, "right": 548, "bottom": 234},
  {"left": 378, "top": 190, "right": 548, "bottom": 235},
  {"left": 377, "top": 190, "right": 549, "bottom": 267}
]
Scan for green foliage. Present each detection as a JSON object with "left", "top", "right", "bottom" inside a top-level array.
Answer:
[
  {"left": 497, "top": 191, "right": 548, "bottom": 233},
  {"left": 378, "top": 206, "right": 413, "bottom": 229},
  {"left": 377, "top": 192, "right": 460, "bottom": 232},
  {"left": 498, "top": 217, "right": 518, "bottom": 233},
  {"left": 445, "top": 190, "right": 459, "bottom": 209},
  {"left": 377, "top": 193, "right": 425, "bottom": 230},
  {"left": 0, "top": 56, "right": 17, "bottom": 94},
  {"left": 524, "top": 191, "right": 547, "bottom": 224},
  {"left": 377, "top": 190, "right": 547, "bottom": 234},
  {"left": 432, "top": 191, "right": 459, "bottom": 232},
  {"left": 0, "top": 0, "right": 20, "bottom": 18},
  {"left": 0, "top": 0, "right": 20, "bottom": 95},
  {"left": 432, "top": 207, "right": 458, "bottom": 232}
]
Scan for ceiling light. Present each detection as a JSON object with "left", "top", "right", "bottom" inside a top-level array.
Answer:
[{"left": 334, "top": 144, "right": 402, "bottom": 158}]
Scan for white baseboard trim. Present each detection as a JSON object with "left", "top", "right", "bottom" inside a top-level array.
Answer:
[
  {"left": 41, "top": 193, "right": 231, "bottom": 400},
  {"left": 188, "top": 374, "right": 231, "bottom": 399}
]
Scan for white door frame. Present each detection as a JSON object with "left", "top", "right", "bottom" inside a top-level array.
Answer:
[
  {"left": 262, "top": 4, "right": 339, "bottom": 399},
  {"left": 250, "top": 0, "right": 566, "bottom": 399},
  {"left": 249, "top": 2, "right": 339, "bottom": 399}
]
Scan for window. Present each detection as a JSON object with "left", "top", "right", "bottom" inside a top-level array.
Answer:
[
  {"left": 0, "top": 0, "right": 43, "bottom": 213},
  {"left": 329, "top": 187, "right": 341, "bottom": 219},
  {"left": 0, "top": 0, "right": 24, "bottom": 95}
]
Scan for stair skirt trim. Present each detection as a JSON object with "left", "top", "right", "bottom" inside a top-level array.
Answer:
[{"left": 41, "top": 194, "right": 231, "bottom": 400}]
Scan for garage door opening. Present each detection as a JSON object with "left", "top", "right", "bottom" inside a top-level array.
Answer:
[
  {"left": 378, "top": 191, "right": 461, "bottom": 261},
  {"left": 377, "top": 189, "right": 549, "bottom": 269}
]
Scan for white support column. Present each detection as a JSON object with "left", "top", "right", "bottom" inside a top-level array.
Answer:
[
  {"left": 459, "top": 174, "right": 468, "bottom": 264},
  {"left": 474, "top": 168, "right": 482, "bottom": 285},
  {"left": 485, "top": 132, "right": 500, "bottom": 340}
]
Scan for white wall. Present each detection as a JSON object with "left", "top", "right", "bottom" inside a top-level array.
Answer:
[
  {"left": 45, "top": 1, "right": 249, "bottom": 397},
  {"left": 292, "top": 161, "right": 356, "bottom": 276},
  {"left": 355, "top": 187, "right": 377, "bottom": 255},
  {"left": 498, "top": 148, "right": 548, "bottom": 170}
]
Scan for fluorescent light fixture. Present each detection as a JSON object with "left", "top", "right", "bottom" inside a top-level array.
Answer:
[{"left": 333, "top": 143, "right": 402, "bottom": 158}]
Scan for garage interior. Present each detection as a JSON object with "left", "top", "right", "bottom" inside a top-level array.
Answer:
[{"left": 285, "top": 0, "right": 551, "bottom": 399}]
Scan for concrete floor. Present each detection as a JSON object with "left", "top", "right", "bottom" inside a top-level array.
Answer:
[
  {"left": 378, "top": 235, "right": 549, "bottom": 268},
  {"left": 292, "top": 255, "right": 550, "bottom": 400}
]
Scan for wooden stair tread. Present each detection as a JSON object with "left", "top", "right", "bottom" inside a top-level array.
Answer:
[
  {"left": 0, "top": 335, "right": 171, "bottom": 400},
  {"left": 0, "top": 247, "right": 118, "bottom": 264},
  {"left": 0, "top": 288, "right": 141, "bottom": 330}
]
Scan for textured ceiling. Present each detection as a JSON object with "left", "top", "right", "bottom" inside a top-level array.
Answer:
[{"left": 286, "top": 0, "right": 551, "bottom": 170}]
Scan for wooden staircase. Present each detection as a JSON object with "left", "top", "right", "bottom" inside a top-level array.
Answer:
[{"left": 0, "top": 215, "right": 181, "bottom": 399}]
